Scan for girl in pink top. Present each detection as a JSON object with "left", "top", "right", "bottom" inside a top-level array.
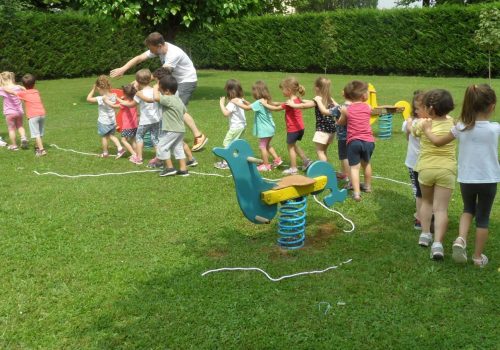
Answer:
[
  {"left": 0, "top": 71, "right": 28, "bottom": 150},
  {"left": 338, "top": 81, "right": 375, "bottom": 201},
  {"left": 263, "top": 77, "right": 311, "bottom": 175}
]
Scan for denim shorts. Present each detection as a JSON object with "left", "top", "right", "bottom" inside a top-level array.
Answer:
[
  {"left": 136, "top": 122, "right": 160, "bottom": 145},
  {"left": 347, "top": 140, "right": 375, "bottom": 166},
  {"left": 97, "top": 122, "right": 116, "bottom": 137}
]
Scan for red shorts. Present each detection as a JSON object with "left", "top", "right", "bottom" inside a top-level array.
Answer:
[{"left": 6, "top": 114, "right": 23, "bottom": 131}]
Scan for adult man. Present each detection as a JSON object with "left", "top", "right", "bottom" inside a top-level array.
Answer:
[{"left": 110, "top": 32, "right": 208, "bottom": 151}]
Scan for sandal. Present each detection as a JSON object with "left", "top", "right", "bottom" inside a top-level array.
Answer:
[
  {"left": 352, "top": 192, "right": 361, "bottom": 202},
  {"left": 115, "top": 148, "right": 126, "bottom": 160},
  {"left": 452, "top": 237, "right": 467, "bottom": 264},
  {"left": 8, "top": 145, "right": 19, "bottom": 151},
  {"left": 472, "top": 254, "right": 488, "bottom": 268},
  {"left": 360, "top": 183, "right": 372, "bottom": 193},
  {"left": 99, "top": 152, "right": 109, "bottom": 158}
]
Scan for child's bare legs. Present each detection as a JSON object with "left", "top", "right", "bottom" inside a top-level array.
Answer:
[
  {"left": 35, "top": 136, "right": 44, "bottom": 150},
  {"left": 260, "top": 146, "right": 270, "bottom": 165},
  {"left": 361, "top": 161, "right": 372, "bottom": 190},
  {"left": 164, "top": 158, "right": 174, "bottom": 169},
  {"left": 18, "top": 126, "right": 27, "bottom": 141},
  {"left": 432, "top": 186, "right": 453, "bottom": 244},
  {"left": 268, "top": 146, "right": 279, "bottom": 160},
  {"left": 473, "top": 228, "right": 488, "bottom": 260},
  {"left": 101, "top": 136, "right": 109, "bottom": 154},
  {"left": 183, "top": 142, "right": 194, "bottom": 162},
  {"left": 288, "top": 143, "right": 298, "bottom": 169},
  {"left": 8, "top": 128, "right": 17, "bottom": 146},
  {"left": 108, "top": 134, "right": 122, "bottom": 151},
  {"left": 315, "top": 143, "right": 328, "bottom": 162},
  {"left": 350, "top": 163, "right": 361, "bottom": 196},
  {"left": 340, "top": 159, "right": 350, "bottom": 178},
  {"left": 294, "top": 144, "right": 307, "bottom": 164},
  {"left": 121, "top": 136, "right": 137, "bottom": 156},
  {"left": 178, "top": 158, "right": 187, "bottom": 172},
  {"left": 419, "top": 184, "right": 434, "bottom": 234},
  {"left": 183, "top": 112, "right": 201, "bottom": 138},
  {"left": 136, "top": 142, "right": 144, "bottom": 161}
]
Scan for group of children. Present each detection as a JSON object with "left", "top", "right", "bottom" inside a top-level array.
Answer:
[
  {"left": 403, "top": 85, "right": 499, "bottom": 267},
  {"left": 216, "top": 76, "right": 375, "bottom": 202},
  {"left": 1, "top": 70, "right": 497, "bottom": 267},
  {"left": 0, "top": 71, "right": 47, "bottom": 156}
]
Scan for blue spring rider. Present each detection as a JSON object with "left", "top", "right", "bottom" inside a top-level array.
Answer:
[{"left": 213, "top": 140, "right": 347, "bottom": 249}]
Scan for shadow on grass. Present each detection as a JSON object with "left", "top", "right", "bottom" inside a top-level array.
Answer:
[
  {"left": 191, "top": 85, "right": 223, "bottom": 101},
  {"left": 372, "top": 188, "right": 415, "bottom": 233}
]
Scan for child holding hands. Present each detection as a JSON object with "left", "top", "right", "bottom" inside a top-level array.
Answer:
[
  {"left": 86, "top": 75, "right": 125, "bottom": 159},
  {"left": 423, "top": 84, "right": 499, "bottom": 267},
  {"left": 0, "top": 71, "right": 28, "bottom": 150}
]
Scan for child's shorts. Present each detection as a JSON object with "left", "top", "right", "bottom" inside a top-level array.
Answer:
[
  {"left": 347, "top": 140, "right": 375, "bottom": 166},
  {"left": 222, "top": 127, "right": 245, "bottom": 147},
  {"left": 28, "top": 116, "right": 45, "bottom": 138},
  {"left": 259, "top": 137, "right": 272, "bottom": 149},
  {"left": 6, "top": 114, "right": 23, "bottom": 131},
  {"left": 313, "top": 131, "right": 334, "bottom": 145},
  {"left": 338, "top": 139, "right": 347, "bottom": 161},
  {"left": 97, "top": 122, "right": 116, "bottom": 137},
  {"left": 136, "top": 122, "right": 160, "bottom": 145},
  {"left": 157, "top": 131, "right": 185, "bottom": 160},
  {"left": 418, "top": 168, "right": 456, "bottom": 190},
  {"left": 286, "top": 129, "right": 304, "bottom": 144},
  {"left": 121, "top": 128, "right": 137, "bottom": 138}
]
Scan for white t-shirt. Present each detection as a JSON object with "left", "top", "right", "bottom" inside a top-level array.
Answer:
[
  {"left": 452, "top": 121, "right": 500, "bottom": 183},
  {"left": 145, "top": 43, "right": 197, "bottom": 83},
  {"left": 96, "top": 95, "right": 116, "bottom": 125},
  {"left": 227, "top": 99, "right": 246, "bottom": 130},
  {"left": 134, "top": 87, "right": 161, "bottom": 125},
  {"left": 402, "top": 119, "right": 421, "bottom": 169}
]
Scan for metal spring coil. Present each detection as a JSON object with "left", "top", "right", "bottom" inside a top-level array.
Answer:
[
  {"left": 378, "top": 114, "right": 393, "bottom": 139},
  {"left": 277, "top": 197, "right": 307, "bottom": 249}
]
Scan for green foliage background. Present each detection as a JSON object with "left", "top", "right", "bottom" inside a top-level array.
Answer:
[{"left": 176, "top": 5, "right": 500, "bottom": 77}]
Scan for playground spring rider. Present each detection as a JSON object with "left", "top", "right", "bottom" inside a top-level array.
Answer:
[{"left": 213, "top": 140, "right": 347, "bottom": 249}]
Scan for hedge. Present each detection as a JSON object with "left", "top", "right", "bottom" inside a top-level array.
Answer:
[
  {"left": 0, "top": 11, "right": 151, "bottom": 79},
  {"left": 176, "top": 5, "right": 500, "bottom": 77}
]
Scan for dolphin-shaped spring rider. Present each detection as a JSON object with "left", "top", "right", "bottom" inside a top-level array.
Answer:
[{"left": 212, "top": 140, "right": 347, "bottom": 227}]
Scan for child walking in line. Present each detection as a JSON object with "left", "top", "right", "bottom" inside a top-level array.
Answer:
[
  {"left": 117, "top": 68, "right": 161, "bottom": 166},
  {"left": 262, "top": 77, "right": 311, "bottom": 175},
  {"left": 336, "top": 81, "right": 375, "bottom": 202},
  {"left": 152, "top": 67, "right": 198, "bottom": 168},
  {"left": 288, "top": 77, "right": 338, "bottom": 162},
  {"left": 412, "top": 89, "right": 456, "bottom": 260},
  {"left": 86, "top": 75, "right": 125, "bottom": 159},
  {"left": 4, "top": 74, "right": 48, "bottom": 156},
  {"left": 0, "top": 71, "right": 28, "bottom": 150},
  {"left": 230, "top": 80, "right": 282, "bottom": 171},
  {"left": 423, "top": 84, "right": 499, "bottom": 267},
  {"left": 214, "top": 79, "right": 247, "bottom": 170},
  {"left": 403, "top": 91, "right": 425, "bottom": 230},
  {"left": 106, "top": 84, "right": 139, "bottom": 163},
  {"left": 153, "top": 76, "right": 189, "bottom": 177}
]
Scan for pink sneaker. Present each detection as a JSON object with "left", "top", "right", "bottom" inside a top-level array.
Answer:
[
  {"left": 115, "top": 148, "right": 126, "bottom": 159},
  {"left": 129, "top": 155, "right": 143, "bottom": 165},
  {"left": 257, "top": 163, "right": 272, "bottom": 172},
  {"left": 273, "top": 157, "right": 283, "bottom": 167}
]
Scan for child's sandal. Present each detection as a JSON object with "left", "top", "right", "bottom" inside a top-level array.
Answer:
[
  {"left": 360, "top": 183, "right": 372, "bottom": 193},
  {"left": 352, "top": 192, "right": 361, "bottom": 202},
  {"left": 99, "top": 152, "right": 109, "bottom": 158}
]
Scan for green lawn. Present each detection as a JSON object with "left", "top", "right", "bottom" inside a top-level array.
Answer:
[{"left": 1, "top": 70, "right": 499, "bottom": 349}]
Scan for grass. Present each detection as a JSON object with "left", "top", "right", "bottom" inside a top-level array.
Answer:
[{"left": 0, "top": 70, "right": 499, "bottom": 349}]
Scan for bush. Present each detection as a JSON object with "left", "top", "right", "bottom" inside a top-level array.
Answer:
[
  {"left": 0, "top": 11, "right": 151, "bottom": 79},
  {"left": 176, "top": 5, "right": 500, "bottom": 77}
]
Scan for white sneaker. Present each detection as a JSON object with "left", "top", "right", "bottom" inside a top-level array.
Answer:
[
  {"left": 282, "top": 167, "right": 298, "bottom": 175},
  {"left": 452, "top": 237, "right": 467, "bottom": 263},
  {"left": 418, "top": 233, "right": 433, "bottom": 247},
  {"left": 430, "top": 242, "right": 444, "bottom": 260},
  {"left": 472, "top": 254, "right": 488, "bottom": 268},
  {"left": 0, "top": 138, "right": 7, "bottom": 147},
  {"left": 214, "top": 161, "right": 229, "bottom": 170}
]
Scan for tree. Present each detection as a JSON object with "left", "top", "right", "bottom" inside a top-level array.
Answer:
[
  {"left": 292, "top": 0, "right": 378, "bottom": 12},
  {"left": 475, "top": 7, "right": 500, "bottom": 84},
  {"left": 319, "top": 17, "right": 338, "bottom": 74},
  {"left": 75, "top": 0, "right": 288, "bottom": 40},
  {"left": 396, "top": 0, "right": 496, "bottom": 7}
]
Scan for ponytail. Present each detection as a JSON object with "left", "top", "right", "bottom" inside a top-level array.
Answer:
[
  {"left": 460, "top": 84, "right": 496, "bottom": 131},
  {"left": 297, "top": 84, "right": 306, "bottom": 97}
]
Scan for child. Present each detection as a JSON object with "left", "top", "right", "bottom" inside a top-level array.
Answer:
[
  {"left": 337, "top": 81, "right": 375, "bottom": 202},
  {"left": 152, "top": 67, "right": 198, "bottom": 167},
  {"left": 107, "top": 84, "right": 139, "bottom": 163},
  {"left": 230, "top": 80, "right": 282, "bottom": 171},
  {"left": 214, "top": 79, "right": 247, "bottom": 170},
  {"left": 0, "top": 71, "right": 28, "bottom": 150},
  {"left": 4, "top": 74, "right": 48, "bottom": 156},
  {"left": 153, "top": 75, "right": 189, "bottom": 176},
  {"left": 423, "top": 84, "right": 499, "bottom": 267},
  {"left": 117, "top": 69, "right": 161, "bottom": 166},
  {"left": 412, "top": 89, "right": 456, "bottom": 260},
  {"left": 403, "top": 91, "right": 425, "bottom": 229},
  {"left": 262, "top": 77, "right": 311, "bottom": 175},
  {"left": 289, "top": 77, "right": 338, "bottom": 162},
  {"left": 86, "top": 75, "right": 125, "bottom": 158}
]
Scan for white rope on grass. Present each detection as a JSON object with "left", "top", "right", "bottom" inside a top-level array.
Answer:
[
  {"left": 313, "top": 195, "right": 355, "bottom": 233},
  {"left": 50, "top": 144, "right": 113, "bottom": 157},
  {"left": 33, "top": 169, "right": 159, "bottom": 178},
  {"left": 370, "top": 175, "right": 411, "bottom": 187},
  {"left": 201, "top": 259, "right": 352, "bottom": 282}
]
